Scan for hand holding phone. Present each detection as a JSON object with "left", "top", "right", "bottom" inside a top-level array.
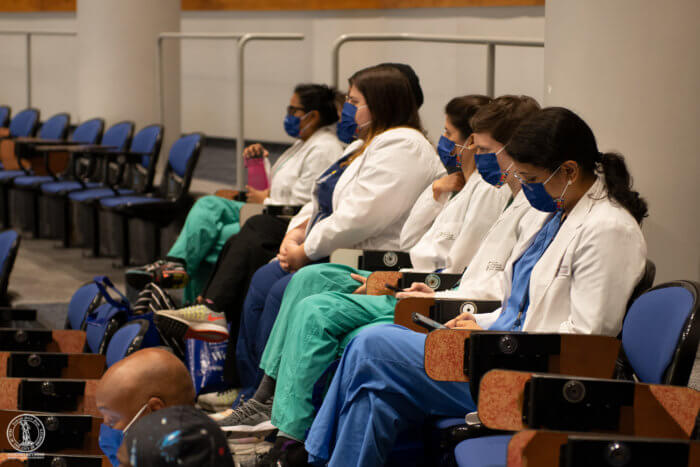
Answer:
[{"left": 411, "top": 312, "right": 447, "bottom": 331}]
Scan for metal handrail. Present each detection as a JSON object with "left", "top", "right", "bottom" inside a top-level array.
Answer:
[
  {"left": 0, "top": 30, "right": 77, "bottom": 107},
  {"left": 331, "top": 33, "right": 544, "bottom": 97},
  {"left": 157, "top": 32, "right": 305, "bottom": 189}
]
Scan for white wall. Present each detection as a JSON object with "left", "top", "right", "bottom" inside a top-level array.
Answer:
[
  {"left": 180, "top": 7, "right": 545, "bottom": 144},
  {"left": 545, "top": 0, "right": 700, "bottom": 283},
  {"left": 0, "top": 6, "right": 544, "bottom": 146}
]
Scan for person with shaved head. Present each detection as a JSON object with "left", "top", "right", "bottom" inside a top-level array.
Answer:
[{"left": 96, "top": 348, "right": 196, "bottom": 466}]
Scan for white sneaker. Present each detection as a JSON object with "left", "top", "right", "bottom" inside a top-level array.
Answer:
[
  {"left": 155, "top": 303, "right": 228, "bottom": 343},
  {"left": 198, "top": 388, "right": 240, "bottom": 412}
]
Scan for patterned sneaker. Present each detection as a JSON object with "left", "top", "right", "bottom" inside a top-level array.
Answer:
[
  {"left": 198, "top": 388, "right": 240, "bottom": 412},
  {"left": 155, "top": 303, "right": 228, "bottom": 343},
  {"left": 126, "top": 259, "right": 189, "bottom": 290},
  {"left": 217, "top": 398, "right": 274, "bottom": 434}
]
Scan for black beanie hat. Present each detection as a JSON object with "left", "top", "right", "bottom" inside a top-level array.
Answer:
[
  {"left": 122, "top": 405, "right": 234, "bottom": 467},
  {"left": 379, "top": 62, "right": 424, "bottom": 108}
]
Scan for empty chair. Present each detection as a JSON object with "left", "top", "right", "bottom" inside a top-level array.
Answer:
[
  {"left": 0, "top": 229, "right": 20, "bottom": 306},
  {"left": 105, "top": 319, "right": 151, "bottom": 367},
  {"left": 452, "top": 280, "right": 700, "bottom": 467},
  {"left": 9, "top": 117, "right": 104, "bottom": 235},
  {"left": 0, "top": 113, "right": 71, "bottom": 228},
  {"left": 37, "top": 121, "right": 134, "bottom": 239},
  {"left": 64, "top": 282, "right": 103, "bottom": 331},
  {"left": 67, "top": 124, "right": 163, "bottom": 249},
  {"left": 98, "top": 132, "right": 203, "bottom": 265},
  {"left": 6, "top": 108, "right": 40, "bottom": 139}
]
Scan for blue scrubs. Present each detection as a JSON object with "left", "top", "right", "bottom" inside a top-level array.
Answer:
[
  {"left": 235, "top": 156, "right": 350, "bottom": 397},
  {"left": 305, "top": 212, "right": 562, "bottom": 467}
]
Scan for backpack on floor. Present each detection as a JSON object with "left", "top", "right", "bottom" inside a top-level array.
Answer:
[{"left": 85, "top": 276, "right": 161, "bottom": 354}]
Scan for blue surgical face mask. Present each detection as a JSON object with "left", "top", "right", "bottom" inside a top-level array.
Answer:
[
  {"left": 437, "top": 135, "right": 468, "bottom": 174},
  {"left": 284, "top": 112, "right": 308, "bottom": 138},
  {"left": 475, "top": 146, "right": 511, "bottom": 187},
  {"left": 99, "top": 404, "right": 149, "bottom": 466},
  {"left": 336, "top": 102, "right": 370, "bottom": 144},
  {"left": 518, "top": 166, "right": 571, "bottom": 212}
]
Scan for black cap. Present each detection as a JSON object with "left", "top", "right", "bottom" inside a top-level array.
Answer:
[
  {"left": 379, "top": 62, "right": 424, "bottom": 108},
  {"left": 122, "top": 405, "right": 234, "bottom": 467}
]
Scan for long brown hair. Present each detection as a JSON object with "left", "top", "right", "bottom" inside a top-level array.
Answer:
[{"left": 344, "top": 65, "right": 424, "bottom": 165}]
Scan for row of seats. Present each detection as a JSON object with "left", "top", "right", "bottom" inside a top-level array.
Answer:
[{"left": 0, "top": 105, "right": 204, "bottom": 267}]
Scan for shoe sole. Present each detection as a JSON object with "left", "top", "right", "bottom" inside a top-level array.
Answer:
[
  {"left": 221, "top": 420, "right": 275, "bottom": 433},
  {"left": 154, "top": 313, "right": 229, "bottom": 343}
]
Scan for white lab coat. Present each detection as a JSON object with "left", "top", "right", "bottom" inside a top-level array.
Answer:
[
  {"left": 473, "top": 178, "right": 647, "bottom": 337},
  {"left": 435, "top": 189, "right": 546, "bottom": 301},
  {"left": 286, "top": 140, "right": 364, "bottom": 232},
  {"left": 302, "top": 127, "right": 446, "bottom": 261},
  {"left": 264, "top": 125, "right": 344, "bottom": 206},
  {"left": 401, "top": 171, "right": 510, "bottom": 273}
]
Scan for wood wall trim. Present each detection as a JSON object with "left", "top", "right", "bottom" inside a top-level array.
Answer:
[
  {"left": 0, "top": 0, "right": 543, "bottom": 13},
  {"left": 0, "top": 0, "right": 75, "bottom": 12}
]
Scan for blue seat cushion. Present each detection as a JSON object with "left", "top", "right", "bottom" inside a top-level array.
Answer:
[
  {"left": 14, "top": 176, "right": 53, "bottom": 187},
  {"left": 0, "top": 170, "right": 27, "bottom": 180},
  {"left": 69, "top": 187, "right": 134, "bottom": 202},
  {"left": 41, "top": 181, "right": 100, "bottom": 194},
  {"left": 100, "top": 195, "right": 164, "bottom": 208},
  {"left": 454, "top": 435, "right": 512, "bottom": 467}
]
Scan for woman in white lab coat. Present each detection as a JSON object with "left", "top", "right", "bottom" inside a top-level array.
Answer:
[
  {"left": 127, "top": 84, "right": 343, "bottom": 302},
  {"left": 305, "top": 106, "right": 648, "bottom": 467}
]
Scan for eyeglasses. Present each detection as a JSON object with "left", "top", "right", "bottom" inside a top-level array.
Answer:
[{"left": 287, "top": 105, "right": 305, "bottom": 115}]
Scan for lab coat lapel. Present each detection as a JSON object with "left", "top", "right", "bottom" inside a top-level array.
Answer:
[{"left": 527, "top": 178, "right": 604, "bottom": 312}]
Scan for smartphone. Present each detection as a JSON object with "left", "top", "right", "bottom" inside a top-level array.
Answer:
[
  {"left": 411, "top": 312, "right": 447, "bottom": 331},
  {"left": 384, "top": 283, "right": 401, "bottom": 293}
]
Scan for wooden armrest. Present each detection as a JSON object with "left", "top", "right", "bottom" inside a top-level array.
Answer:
[
  {"left": 366, "top": 271, "right": 402, "bottom": 296},
  {"left": 0, "top": 409, "right": 102, "bottom": 453},
  {"left": 424, "top": 328, "right": 473, "bottom": 382},
  {"left": 0, "top": 352, "right": 105, "bottom": 379},
  {"left": 395, "top": 298, "right": 500, "bottom": 333},
  {"left": 478, "top": 369, "right": 700, "bottom": 439},
  {"left": 509, "top": 430, "right": 700, "bottom": 467},
  {"left": 215, "top": 188, "right": 240, "bottom": 200},
  {"left": 425, "top": 331, "right": 620, "bottom": 393},
  {"left": 0, "top": 329, "right": 85, "bottom": 353},
  {"left": 0, "top": 377, "right": 101, "bottom": 416},
  {"left": 34, "top": 144, "right": 117, "bottom": 153}
]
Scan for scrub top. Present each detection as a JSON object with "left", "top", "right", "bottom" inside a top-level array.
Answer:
[{"left": 489, "top": 210, "right": 563, "bottom": 331}]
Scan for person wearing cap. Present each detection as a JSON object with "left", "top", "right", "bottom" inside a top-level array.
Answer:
[
  {"left": 116, "top": 405, "right": 234, "bottom": 467},
  {"left": 96, "top": 348, "right": 196, "bottom": 466}
]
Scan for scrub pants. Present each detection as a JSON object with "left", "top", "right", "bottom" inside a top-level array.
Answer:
[
  {"left": 260, "top": 289, "right": 396, "bottom": 441},
  {"left": 305, "top": 324, "right": 475, "bottom": 467},
  {"left": 235, "top": 263, "right": 368, "bottom": 398},
  {"left": 166, "top": 196, "right": 245, "bottom": 302}
]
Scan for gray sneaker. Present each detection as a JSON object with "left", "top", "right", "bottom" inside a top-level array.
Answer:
[{"left": 217, "top": 398, "right": 275, "bottom": 434}]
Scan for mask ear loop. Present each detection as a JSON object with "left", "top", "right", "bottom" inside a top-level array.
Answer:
[
  {"left": 298, "top": 112, "right": 313, "bottom": 137},
  {"left": 355, "top": 105, "right": 372, "bottom": 130},
  {"left": 554, "top": 179, "right": 572, "bottom": 211},
  {"left": 123, "top": 403, "right": 150, "bottom": 433}
]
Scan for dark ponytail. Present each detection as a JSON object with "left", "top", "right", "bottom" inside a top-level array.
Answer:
[
  {"left": 294, "top": 83, "right": 340, "bottom": 127},
  {"left": 507, "top": 107, "right": 648, "bottom": 224},
  {"left": 597, "top": 151, "right": 648, "bottom": 223}
]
